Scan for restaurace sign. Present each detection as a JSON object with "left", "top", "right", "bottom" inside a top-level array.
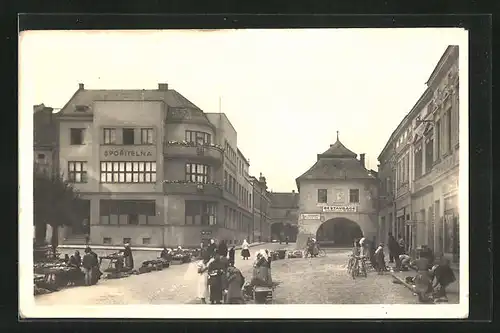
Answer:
[{"left": 322, "top": 205, "right": 358, "bottom": 213}]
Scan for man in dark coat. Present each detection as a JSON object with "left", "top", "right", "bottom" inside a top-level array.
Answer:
[
  {"left": 218, "top": 240, "right": 228, "bottom": 258},
  {"left": 207, "top": 239, "right": 217, "bottom": 258},
  {"left": 388, "top": 233, "right": 399, "bottom": 264},
  {"left": 228, "top": 246, "right": 236, "bottom": 266}
]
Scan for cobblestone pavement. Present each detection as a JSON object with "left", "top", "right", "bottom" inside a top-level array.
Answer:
[
  {"left": 270, "top": 248, "right": 419, "bottom": 304},
  {"left": 35, "top": 243, "right": 283, "bottom": 305}
]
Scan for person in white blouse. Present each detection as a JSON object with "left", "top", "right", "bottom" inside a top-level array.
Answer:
[{"left": 241, "top": 239, "right": 250, "bottom": 260}]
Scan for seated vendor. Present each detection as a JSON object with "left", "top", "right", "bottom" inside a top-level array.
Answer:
[
  {"left": 250, "top": 250, "right": 272, "bottom": 288},
  {"left": 399, "top": 254, "right": 412, "bottom": 271},
  {"left": 160, "top": 247, "right": 171, "bottom": 260}
]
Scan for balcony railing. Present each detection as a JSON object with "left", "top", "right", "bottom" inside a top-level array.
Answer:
[
  {"left": 163, "top": 180, "right": 223, "bottom": 197},
  {"left": 164, "top": 141, "right": 223, "bottom": 163}
]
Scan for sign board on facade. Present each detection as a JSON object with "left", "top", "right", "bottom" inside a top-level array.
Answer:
[
  {"left": 322, "top": 205, "right": 358, "bottom": 213},
  {"left": 300, "top": 213, "right": 321, "bottom": 220},
  {"left": 100, "top": 146, "right": 157, "bottom": 161}
]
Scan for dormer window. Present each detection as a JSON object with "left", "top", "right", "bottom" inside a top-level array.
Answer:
[{"left": 75, "top": 105, "right": 89, "bottom": 112}]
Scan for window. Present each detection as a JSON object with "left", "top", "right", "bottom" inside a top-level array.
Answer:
[
  {"left": 435, "top": 119, "right": 441, "bottom": 160},
  {"left": 224, "top": 171, "right": 228, "bottom": 190},
  {"left": 99, "top": 200, "right": 156, "bottom": 225},
  {"left": 414, "top": 144, "right": 423, "bottom": 179},
  {"left": 123, "top": 238, "right": 131, "bottom": 244},
  {"left": 68, "top": 161, "right": 88, "bottom": 183},
  {"left": 142, "top": 237, "right": 151, "bottom": 245},
  {"left": 141, "top": 128, "right": 154, "bottom": 145},
  {"left": 103, "top": 128, "right": 116, "bottom": 144},
  {"left": 37, "top": 153, "right": 45, "bottom": 159},
  {"left": 123, "top": 128, "right": 135, "bottom": 145},
  {"left": 185, "top": 201, "right": 217, "bottom": 225},
  {"left": 70, "top": 128, "right": 85, "bottom": 145},
  {"left": 317, "top": 189, "right": 327, "bottom": 204},
  {"left": 185, "top": 130, "right": 211, "bottom": 145},
  {"left": 349, "top": 189, "right": 360, "bottom": 203},
  {"left": 446, "top": 108, "right": 452, "bottom": 152},
  {"left": 103, "top": 237, "right": 112, "bottom": 245},
  {"left": 185, "top": 163, "right": 210, "bottom": 183},
  {"left": 425, "top": 135, "right": 434, "bottom": 173},
  {"left": 100, "top": 161, "right": 156, "bottom": 183}
]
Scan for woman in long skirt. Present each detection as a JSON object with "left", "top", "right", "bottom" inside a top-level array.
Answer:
[
  {"left": 241, "top": 239, "right": 250, "bottom": 260},
  {"left": 208, "top": 253, "right": 227, "bottom": 304},
  {"left": 197, "top": 255, "right": 213, "bottom": 304}
]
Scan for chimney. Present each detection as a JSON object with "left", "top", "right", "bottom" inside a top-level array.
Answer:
[
  {"left": 158, "top": 83, "right": 169, "bottom": 91},
  {"left": 78, "top": 83, "right": 84, "bottom": 90},
  {"left": 360, "top": 153, "right": 366, "bottom": 168}
]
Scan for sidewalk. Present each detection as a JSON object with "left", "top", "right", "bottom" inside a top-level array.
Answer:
[
  {"left": 389, "top": 266, "right": 460, "bottom": 304},
  {"left": 58, "top": 242, "right": 267, "bottom": 252}
]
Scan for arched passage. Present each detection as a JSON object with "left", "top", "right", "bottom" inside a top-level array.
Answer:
[
  {"left": 316, "top": 217, "right": 363, "bottom": 247},
  {"left": 271, "top": 222, "right": 299, "bottom": 242}
]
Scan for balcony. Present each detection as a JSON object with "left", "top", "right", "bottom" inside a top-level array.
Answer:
[
  {"left": 163, "top": 180, "right": 223, "bottom": 197},
  {"left": 164, "top": 141, "right": 223, "bottom": 165}
]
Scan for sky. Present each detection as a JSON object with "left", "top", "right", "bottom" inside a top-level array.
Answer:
[{"left": 20, "top": 28, "right": 466, "bottom": 192}]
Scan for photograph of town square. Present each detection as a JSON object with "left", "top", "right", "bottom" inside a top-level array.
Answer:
[{"left": 25, "top": 29, "right": 463, "bottom": 309}]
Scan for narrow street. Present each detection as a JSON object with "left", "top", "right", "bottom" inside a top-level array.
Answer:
[{"left": 35, "top": 244, "right": 418, "bottom": 305}]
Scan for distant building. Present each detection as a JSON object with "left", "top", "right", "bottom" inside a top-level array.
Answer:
[
  {"left": 377, "top": 45, "right": 460, "bottom": 263},
  {"left": 251, "top": 173, "right": 272, "bottom": 242},
  {"left": 33, "top": 104, "right": 58, "bottom": 176},
  {"left": 55, "top": 82, "right": 266, "bottom": 247},
  {"left": 295, "top": 135, "right": 378, "bottom": 249},
  {"left": 268, "top": 191, "right": 299, "bottom": 242}
]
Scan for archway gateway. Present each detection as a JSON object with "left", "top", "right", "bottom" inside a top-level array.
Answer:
[
  {"left": 271, "top": 222, "right": 298, "bottom": 242},
  {"left": 316, "top": 217, "right": 363, "bottom": 247}
]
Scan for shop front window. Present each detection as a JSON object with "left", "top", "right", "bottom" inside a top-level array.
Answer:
[{"left": 99, "top": 200, "right": 156, "bottom": 225}]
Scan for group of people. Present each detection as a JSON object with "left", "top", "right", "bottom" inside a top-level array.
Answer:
[
  {"left": 63, "top": 246, "right": 101, "bottom": 286},
  {"left": 196, "top": 239, "right": 272, "bottom": 304},
  {"left": 352, "top": 236, "right": 387, "bottom": 274},
  {"left": 62, "top": 243, "right": 135, "bottom": 286}
]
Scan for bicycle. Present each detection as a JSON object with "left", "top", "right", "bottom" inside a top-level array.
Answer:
[
  {"left": 349, "top": 255, "right": 367, "bottom": 279},
  {"left": 317, "top": 248, "right": 327, "bottom": 257}
]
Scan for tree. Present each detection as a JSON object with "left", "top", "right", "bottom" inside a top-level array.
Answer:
[{"left": 33, "top": 165, "right": 83, "bottom": 250}]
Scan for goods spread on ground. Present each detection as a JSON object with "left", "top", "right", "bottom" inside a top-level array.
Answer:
[
  {"left": 99, "top": 252, "right": 133, "bottom": 279},
  {"left": 170, "top": 250, "right": 193, "bottom": 264},
  {"left": 287, "top": 250, "right": 303, "bottom": 258},
  {"left": 33, "top": 261, "right": 84, "bottom": 295}
]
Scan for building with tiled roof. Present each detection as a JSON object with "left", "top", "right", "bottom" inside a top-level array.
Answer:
[
  {"left": 54, "top": 83, "right": 269, "bottom": 247},
  {"left": 295, "top": 133, "right": 379, "bottom": 249}
]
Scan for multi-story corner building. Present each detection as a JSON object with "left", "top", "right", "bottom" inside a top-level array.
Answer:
[
  {"left": 295, "top": 135, "right": 378, "bottom": 249},
  {"left": 33, "top": 104, "right": 58, "bottom": 176},
  {"left": 56, "top": 82, "right": 263, "bottom": 248},
  {"left": 251, "top": 174, "right": 272, "bottom": 242},
  {"left": 377, "top": 45, "right": 460, "bottom": 263}
]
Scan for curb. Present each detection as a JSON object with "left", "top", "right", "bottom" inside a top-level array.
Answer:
[
  {"left": 57, "top": 242, "right": 267, "bottom": 252},
  {"left": 390, "top": 273, "right": 416, "bottom": 293}
]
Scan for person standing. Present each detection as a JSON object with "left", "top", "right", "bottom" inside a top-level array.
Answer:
[
  {"left": 225, "top": 266, "right": 245, "bottom": 304},
  {"left": 197, "top": 254, "right": 214, "bottom": 304},
  {"left": 218, "top": 240, "right": 228, "bottom": 258},
  {"left": 207, "top": 239, "right": 217, "bottom": 258},
  {"left": 208, "top": 252, "right": 228, "bottom": 304},
  {"left": 241, "top": 239, "right": 250, "bottom": 260},
  {"left": 123, "top": 243, "right": 134, "bottom": 271},
  {"left": 228, "top": 245, "right": 236, "bottom": 266},
  {"left": 374, "top": 243, "right": 386, "bottom": 274},
  {"left": 387, "top": 233, "right": 398, "bottom": 264},
  {"left": 82, "top": 247, "right": 96, "bottom": 286}
]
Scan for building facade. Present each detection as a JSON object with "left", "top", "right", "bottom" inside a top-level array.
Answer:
[
  {"left": 251, "top": 174, "right": 272, "bottom": 243},
  {"left": 295, "top": 136, "right": 378, "bottom": 249},
  {"left": 377, "top": 45, "right": 460, "bottom": 263},
  {"left": 268, "top": 191, "right": 299, "bottom": 242},
  {"left": 56, "top": 83, "right": 266, "bottom": 247}
]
